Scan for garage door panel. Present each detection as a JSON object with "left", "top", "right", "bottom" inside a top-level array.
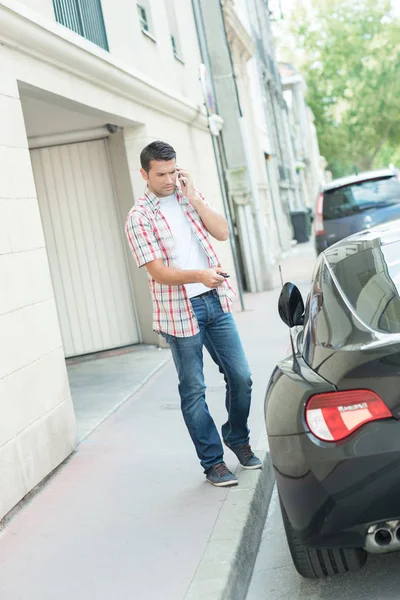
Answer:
[
  {"left": 31, "top": 139, "right": 139, "bottom": 357},
  {"left": 53, "top": 145, "right": 94, "bottom": 354},
  {"left": 67, "top": 143, "right": 107, "bottom": 352},
  {"left": 80, "top": 141, "right": 130, "bottom": 347},
  {"left": 94, "top": 141, "right": 138, "bottom": 347},
  {"left": 31, "top": 149, "right": 78, "bottom": 355},
  {"left": 64, "top": 143, "right": 108, "bottom": 351},
  {"left": 83, "top": 141, "right": 122, "bottom": 345},
  {"left": 45, "top": 145, "right": 89, "bottom": 356}
]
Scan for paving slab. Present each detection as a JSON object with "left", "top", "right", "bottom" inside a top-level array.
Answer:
[{"left": 67, "top": 345, "right": 171, "bottom": 440}]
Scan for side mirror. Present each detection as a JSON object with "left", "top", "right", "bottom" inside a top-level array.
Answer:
[{"left": 278, "top": 282, "right": 305, "bottom": 328}]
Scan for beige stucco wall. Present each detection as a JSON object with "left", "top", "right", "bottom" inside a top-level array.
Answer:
[{"left": 0, "top": 44, "right": 76, "bottom": 520}]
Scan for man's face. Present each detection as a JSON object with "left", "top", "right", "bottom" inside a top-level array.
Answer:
[{"left": 141, "top": 159, "right": 177, "bottom": 197}]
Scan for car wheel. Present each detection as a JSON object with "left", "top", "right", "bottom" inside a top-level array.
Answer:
[{"left": 279, "top": 495, "right": 367, "bottom": 579}]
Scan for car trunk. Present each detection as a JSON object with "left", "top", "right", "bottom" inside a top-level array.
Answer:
[{"left": 316, "top": 343, "right": 400, "bottom": 414}]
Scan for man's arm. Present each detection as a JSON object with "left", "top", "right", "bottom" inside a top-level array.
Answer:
[
  {"left": 178, "top": 168, "right": 229, "bottom": 241},
  {"left": 145, "top": 259, "right": 226, "bottom": 288},
  {"left": 190, "top": 195, "right": 229, "bottom": 242}
]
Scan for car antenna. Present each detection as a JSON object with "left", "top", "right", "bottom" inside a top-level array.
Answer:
[{"left": 279, "top": 264, "right": 284, "bottom": 287}]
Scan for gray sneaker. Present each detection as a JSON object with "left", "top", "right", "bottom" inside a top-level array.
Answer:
[
  {"left": 206, "top": 462, "right": 238, "bottom": 487},
  {"left": 226, "top": 443, "right": 262, "bottom": 470}
]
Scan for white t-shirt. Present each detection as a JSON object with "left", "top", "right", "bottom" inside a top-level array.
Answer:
[{"left": 159, "top": 194, "right": 210, "bottom": 298}]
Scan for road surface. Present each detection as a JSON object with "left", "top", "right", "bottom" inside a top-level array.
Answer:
[{"left": 247, "top": 488, "right": 400, "bottom": 600}]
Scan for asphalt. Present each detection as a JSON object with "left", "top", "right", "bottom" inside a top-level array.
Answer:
[
  {"left": 247, "top": 488, "right": 400, "bottom": 600},
  {"left": 0, "top": 242, "right": 317, "bottom": 600}
]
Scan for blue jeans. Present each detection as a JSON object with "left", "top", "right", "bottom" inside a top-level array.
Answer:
[{"left": 162, "top": 291, "right": 252, "bottom": 472}]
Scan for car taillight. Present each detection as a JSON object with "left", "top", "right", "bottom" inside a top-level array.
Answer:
[
  {"left": 305, "top": 389, "right": 392, "bottom": 442},
  {"left": 315, "top": 193, "right": 325, "bottom": 236}
]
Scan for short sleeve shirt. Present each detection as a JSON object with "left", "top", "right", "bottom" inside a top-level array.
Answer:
[{"left": 125, "top": 186, "right": 236, "bottom": 337}]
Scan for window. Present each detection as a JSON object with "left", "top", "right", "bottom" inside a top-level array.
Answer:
[
  {"left": 53, "top": 0, "right": 109, "bottom": 50},
  {"left": 330, "top": 241, "right": 400, "bottom": 333},
  {"left": 137, "top": 2, "right": 155, "bottom": 39},
  {"left": 171, "top": 34, "right": 178, "bottom": 58},
  {"left": 165, "top": 0, "right": 183, "bottom": 61},
  {"left": 323, "top": 176, "right": 400, "bottom": 221},
  {"left": 137, "top": 4, "right": 149, "bottom": 32}
]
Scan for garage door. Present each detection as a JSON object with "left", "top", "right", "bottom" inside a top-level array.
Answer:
[{"left": 31, "top": 139, "right": 139, "bottom": 357}]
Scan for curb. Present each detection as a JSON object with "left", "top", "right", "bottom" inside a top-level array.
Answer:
[{"left": 185, "top": 445, "right": 275, "bottom": 600}]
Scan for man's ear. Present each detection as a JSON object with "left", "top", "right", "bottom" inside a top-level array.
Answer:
[{"left": 140, "top": 168, "right": 149, "bottom": 182}]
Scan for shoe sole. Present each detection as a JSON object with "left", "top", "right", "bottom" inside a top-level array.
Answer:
[{"left": 206, "top": 479, "right": 239, "bottom": 487}]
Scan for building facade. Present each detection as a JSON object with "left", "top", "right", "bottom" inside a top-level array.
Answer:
[
  {"left": 219, "top": 0, "right": 312, "bottom": 258},
  {"left": 222, "top": 0, "right": 292, "bottom": 267},
  {"left": 193, "top": 0, "right": 305, "bottom": 295},
  {"left": 279, "top": 62, "right": 325, "bottom": 208},
  {"left": 0, "top": 0, "right": 237, "bottom": 520},
  {"left": 243, "top": 1, "right": 305, "bottom": 211}
]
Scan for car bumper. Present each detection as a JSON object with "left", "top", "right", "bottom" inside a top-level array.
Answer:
[{"left": 271, "top": 421, "right": 400, "bottom": 549}]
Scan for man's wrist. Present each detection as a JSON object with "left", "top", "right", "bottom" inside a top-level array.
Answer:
[
  {"left": 189, "top": 195, "right": 204, "bottom": 216},
  {"left": 188, "top": 193, "right": 199, "bottom": 205},
  {"left": 194, "top": 269, "right": 204, "bottom": 284}
]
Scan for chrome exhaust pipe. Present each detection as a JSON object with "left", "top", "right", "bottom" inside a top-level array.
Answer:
[
  {"left": 374, "top": 528, "right": 392, "bottom": 547},
  {"left": 365, "top": 520, "right": 400, "bottom": 554}
]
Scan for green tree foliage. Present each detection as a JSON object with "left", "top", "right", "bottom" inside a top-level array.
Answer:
[{"left": 288, "top": 0, "right": 400, "bottom": 177}]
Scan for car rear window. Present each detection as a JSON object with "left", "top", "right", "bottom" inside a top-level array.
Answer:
[
  {"left": 330, "top": 240, "right": 400, "bottom": 333},
  {"left": 323, "top": 176, "right": 400, "bottom": 220}
]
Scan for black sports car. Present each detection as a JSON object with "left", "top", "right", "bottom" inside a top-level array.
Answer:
[{"left": 265, "top": 220, "right": 400, "bottom": 579}]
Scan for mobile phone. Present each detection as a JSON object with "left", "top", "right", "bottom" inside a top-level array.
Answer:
[
  {"left": 220, "top": 272, "right": 230, "bottom": 278},
  {"left": 178, "top": 173, "right": 186, "bottom": 188}
]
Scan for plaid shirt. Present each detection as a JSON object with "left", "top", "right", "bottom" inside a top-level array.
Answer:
[{"left": 125, "top": 186, "right": 236, "bottom": 337}]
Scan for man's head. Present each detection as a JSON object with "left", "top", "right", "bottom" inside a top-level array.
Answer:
[{"left": 140, "top": 141, "right": 177, "bottom": 197}]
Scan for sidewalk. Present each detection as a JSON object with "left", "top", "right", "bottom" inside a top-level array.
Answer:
[
  {"left": 0, "top": 243, "right": 316, "bottom": 600},
  {"left": 67, "top": 345, "right": 171, "bottom": 441}
]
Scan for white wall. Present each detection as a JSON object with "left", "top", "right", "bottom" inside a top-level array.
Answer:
[
  {"left": 0, "top": 45, "right": 76, "bottom": 520},
  {"left": 17, "top": 0, "right": 205, "bottom": 109},
  {"left": 18, "top": 0, "right": 54, "bottom": 19}
]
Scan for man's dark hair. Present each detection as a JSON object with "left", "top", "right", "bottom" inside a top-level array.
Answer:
[{"left": 140, "top": 141, "right": 176, "bottom": 172}]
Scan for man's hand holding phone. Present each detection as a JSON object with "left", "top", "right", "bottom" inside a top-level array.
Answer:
[
  {"left": 200, "top": 267, "right": 229, "bottom": 288},
  {"left": 177, "top": 167, "right": 195, "bottom": 200}
]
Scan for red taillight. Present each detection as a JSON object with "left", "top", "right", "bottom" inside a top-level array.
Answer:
[
  {"left": 315, "top": 193, "right": 325, "bottom": 236},
  {"left": 305, "top": 390, "right": 392, "bottom": 442}
]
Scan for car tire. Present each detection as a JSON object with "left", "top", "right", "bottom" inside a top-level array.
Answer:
[{"left": 279, "top": 496, "right": 367, "bottom": 579}]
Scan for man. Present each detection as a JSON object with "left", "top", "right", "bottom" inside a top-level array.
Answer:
[{"left": 125, "top": 140, "right": 261, "bottom": 487}]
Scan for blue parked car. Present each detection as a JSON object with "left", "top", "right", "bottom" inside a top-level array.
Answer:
[{"left": 315, "top": 167, "right": 400, "bottom": 255}]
